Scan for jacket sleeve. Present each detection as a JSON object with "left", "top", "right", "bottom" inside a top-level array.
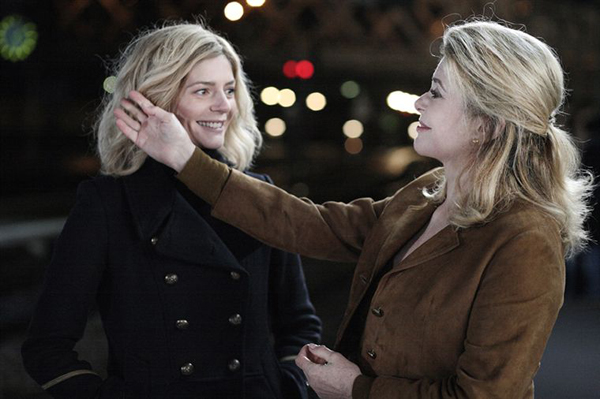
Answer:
[
  {"left": 269, "top": 248, "right": 322, "bottom": 399},
  {"left": 177, "top": 148, "right": 390, "bottom": 262},
  {"left": 21, "top": 180, "right": 108, "bottom": 398},
  {"left": 352, "top": 227, "right": 565, "bottom": 398}
]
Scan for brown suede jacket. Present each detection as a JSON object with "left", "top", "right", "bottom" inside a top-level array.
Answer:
[{"left": 177, "top": 148, "right": 565, "bottom": 399}]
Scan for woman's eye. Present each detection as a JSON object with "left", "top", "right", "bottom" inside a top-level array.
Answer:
[
  {"left": 430, "top": 89, "right": 441, "bottom": 99},
  {"left": 226, "top": 88, "right": 236, "bottom": 96},
  {"left": 195, "top": 89, "right": 208, "bottom": 95}
]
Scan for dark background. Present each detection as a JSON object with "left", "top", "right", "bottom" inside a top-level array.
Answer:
[{"left": 1, "top": 0, "right": 599, "bottom": 398}]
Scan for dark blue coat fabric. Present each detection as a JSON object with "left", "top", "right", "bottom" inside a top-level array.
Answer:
[{"left": 22, "top": 157, "right": 321, "bottom": 399}]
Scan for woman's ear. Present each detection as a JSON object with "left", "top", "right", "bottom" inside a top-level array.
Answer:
[{"left": 477, "top": 116, "right": 506, "bottom": 141}]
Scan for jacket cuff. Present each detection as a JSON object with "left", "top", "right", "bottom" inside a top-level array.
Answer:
[
  {"left": 352, "top": 375, "right": 374, "bottom": 399},
  {"left": 176, "top": 147, "right": 231, "bottom": 205},
  {"left": 45, "top": 372, "right": 103, "bottom": 399}
]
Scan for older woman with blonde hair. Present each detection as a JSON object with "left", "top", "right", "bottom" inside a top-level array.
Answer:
[
  {"left": 116, "top": 18, "right": 594, "bottom": 399},
  {"left": 22, "top": 21, "right": 321, "bottom": 399}
]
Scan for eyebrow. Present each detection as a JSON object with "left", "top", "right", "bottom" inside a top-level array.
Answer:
[
  {"left": 186, "top": 80, "right": 236, "bottom": 88},
  {"left": 432, "top": 77, "right": 446, "bottom": 91}
]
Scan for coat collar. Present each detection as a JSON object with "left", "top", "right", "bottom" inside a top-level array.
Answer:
[{"left": 122, "top": 158, "right": 243, "bottom": 270}]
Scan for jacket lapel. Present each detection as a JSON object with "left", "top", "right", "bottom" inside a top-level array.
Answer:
[{"left": 123, "top": 159, "right": 242, "bottom": 270}]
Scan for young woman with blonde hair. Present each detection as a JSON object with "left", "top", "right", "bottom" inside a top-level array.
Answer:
[
  {"left": 116, "top": 19, "right": 594, "bottom": 399},
  {"left": 22, "top": 21, "right": 321, "bottom": 399}
]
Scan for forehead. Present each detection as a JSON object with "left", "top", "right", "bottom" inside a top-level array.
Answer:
[{"left": 185, "top": 55, "right": 235, "bottom": 82}]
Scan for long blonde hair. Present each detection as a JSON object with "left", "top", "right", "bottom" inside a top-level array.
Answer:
[
  {"left": 426, "top": 19, "right": 594, "bottom": 255},
  {"left": 95, "top": 20, "right": 262, "bottom": 175}
]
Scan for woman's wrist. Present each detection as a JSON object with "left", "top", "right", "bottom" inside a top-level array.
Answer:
[{"left": 170, "top": 141, "right": 196, "bottom": 173}]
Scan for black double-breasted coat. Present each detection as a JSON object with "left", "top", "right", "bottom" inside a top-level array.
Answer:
[{"left": 22, "top": 157, "right": 321, "bottom": 399}]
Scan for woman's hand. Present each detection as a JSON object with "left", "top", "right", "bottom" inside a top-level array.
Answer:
[
  {"left": 296, "top": 344, "right": 361, "bottom": 399},
  {"left": 114, "top": 90, "right": 195, "bottom": 172}
]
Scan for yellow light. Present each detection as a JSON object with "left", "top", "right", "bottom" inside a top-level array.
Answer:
[
  {"left": 260, "top": 86, "right": 280, "bottom": 105},
  {"left": 265, "top": 118, "right": 286, "bottom": 137},
  {"left": 278, "top": 88, "right": 296, "bottom": 107},
  {"left": 408, "top": 121, "right": 419, "bottom": 140},
  {"left": 340, "top": 81, "right": 360, "bottom": 99},
  {"left": 386, "top": 91, "right": 420, "bottom": 114},
  {"left": 224, "top": 2, "right": 244, "bottom": 21},
  {"left": 306, "top": 92, "right": 326, "bottom": 111},
  {"left": 343, "top": 119, "right": 364, "bottom": 138},
  {"left": 345, "top": 138, "right": 363, "bottom": 154},
  {"left": 246, "top": 0, "right": 266, "bottom": 6},
  {"left": 103, "top": 76, "right": 117, "bottom": 93}
]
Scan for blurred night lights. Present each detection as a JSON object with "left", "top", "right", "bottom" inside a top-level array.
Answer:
[
  {"left": 345, "top": 138, "right": 363, "bottom": 154},
  {"left": 260, "top": 86, "right": 280, "bottom": 106},
  {"left": 103, "top": 76, "right": 117, "bottom": 94},
  {"left": 265, "top": 118, "right": 286, "bottom": 137},
  {"left": 224, "top": 2, "right": 244, "bottom": 21},
  {"left": 386, "top": 91, "right": 420, "bottom": 114},
  {"left": 247, "top": 0, "right": 266, "bottom": 6},
  {"left": 343, "top": 120, "right": 364, "bottom": 138},
  {"left": 408, "top": 121, "right": 419, "bottom": 140},
  {"left": 306, "top": 92, "right": 326, "bottom": 111},
  {"left": 340, "top": 81, "right": 360, "bottom": 99},
  {"left": 295, "top": 60, "right": 314, "bottom": 79},
  {"left": 0, "top": 15, "right": 38, "bottom": 62},
  {"left": 278, "top": 89, "right": 296, "bottom": 107}
]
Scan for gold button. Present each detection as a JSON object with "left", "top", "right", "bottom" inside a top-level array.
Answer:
[
  {"left": 228, "top": 359, "right": 241, "bottom": 371},
  {"left": 229, "top": 314, "right": 242, "bottom": 325},
  {"left": 164, "top": 274, "right": 179, "bottom": 285},
  {"left": 176, "top": 319, "right": 189, "bottom": 330},
  {"left": 230, "top": 271, "right": 241, "bottom": 280},
  {"left": 371, "top": 307, "right": 384, "bottom": 317},
  {"left": 180, "top": 362, "right": 194, "bottom": 375},
  {"left": 367, "top": 350, "right": 377, "bottom": 359},
  {"left": 150, "top": 236, "right": 159, "bottom": 245}
]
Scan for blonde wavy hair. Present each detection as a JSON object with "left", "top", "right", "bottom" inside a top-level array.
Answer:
[
  {"left": 94, "top": 20, "right": 262, "bottom": 175},
  {"left": 425, "top": 19, "right": 594, "bottom": 255}
]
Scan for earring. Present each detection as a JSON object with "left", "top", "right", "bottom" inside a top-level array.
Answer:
[{"left": 472, "top": 138, "right": 480, "bottom": 144}]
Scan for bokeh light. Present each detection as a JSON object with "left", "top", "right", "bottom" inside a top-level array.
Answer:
[
  {"left": 260, "top": 86, "right": 280, "bottom": 105},
  {"left": 246, "top": 0, "right": 266, "bottom": 6},
  {"left": 340, "top": 81, "right": 360, "bottom": 99},
  {"left": 0, "top": 15, "right": 38, "bottom": 62},
  {"left": 343, "top": 119, "right": 364, "bottom": 138},
  {"left": 224, "top": 2, "right": 244, "bottom": 21},
  {"left": 265, "top": 118, "right": 286, "bottom": 137},
  {"left": 386, "top": 91, "right": 420, "bottom": 114},
  {"left": 103, "top": 76, "right": 117, "bottom": 94},
  {"left": 283, "top": 60, "right": 297, "bottom": 78},
  {"left": 306, "top": 92, "right": 326, "bottom": 111},
  {"left": 278, "top": 89, "right": 296, "bottom": 107},
  {"left": 295, "top": 60, "right": 314, "bottom": 79},
  {"left": 408, "top": 121, "right": 419, "bottom": 140},
  {"left": 345, "top": 138, "right": 363, "bottom": 154}
]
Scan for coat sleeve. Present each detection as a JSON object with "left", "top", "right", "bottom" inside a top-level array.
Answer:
[
  {"left": 176, "top": 148, "right": 390, "bottom": 262},
  {"left": 352, "top": 227, "right": 565, "bottom": 398},
  {"left": 268, "top": 248, "right": 322, "bottom": 399},
  {"left": 21, "top": 180, "right": 108, "bottom": 399}
]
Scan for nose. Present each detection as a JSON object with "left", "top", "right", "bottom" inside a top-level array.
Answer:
[
  {"left": 211, "top": 91, "right": 232, "bottom": 113},
  {"left": 414, "top": 92, "right": 427, "bottom": 114}
]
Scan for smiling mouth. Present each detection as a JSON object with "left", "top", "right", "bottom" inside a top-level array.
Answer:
[{"left": 198, "top": 121, "right": 225, "bottom": 129}]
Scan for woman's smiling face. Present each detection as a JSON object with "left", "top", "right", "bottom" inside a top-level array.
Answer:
[
  {"left": 174, "top": 55, "right": 237, "bottom": 150},
  {"left": 413, "top": 59, "right": 479, "bottom": 170}
]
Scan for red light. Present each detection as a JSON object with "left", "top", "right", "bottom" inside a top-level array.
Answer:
[
  {"left": 283, "top": 60, "right": 297, "bottom": 78},
  {"left": 296, "top": 60, "right": 314, "bottom": 79}
]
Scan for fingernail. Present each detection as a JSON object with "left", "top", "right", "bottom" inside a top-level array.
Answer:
[{"left": 308, "top": 343, "right": 318, "bottom": 349}]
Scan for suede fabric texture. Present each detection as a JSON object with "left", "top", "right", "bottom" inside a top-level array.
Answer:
[{"left": 177, "top": 148, "right": 566, "bottom": 398}]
